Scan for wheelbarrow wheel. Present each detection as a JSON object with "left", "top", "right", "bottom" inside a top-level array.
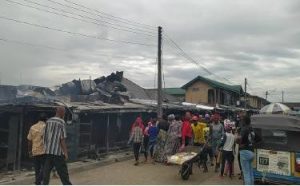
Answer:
[{"left": 181, "top": 163, "right": 191, "bottom": 180}]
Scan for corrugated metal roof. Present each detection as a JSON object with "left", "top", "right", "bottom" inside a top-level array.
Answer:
[{"left": 163, "top": 88, "right": 185, "bottom": 95}]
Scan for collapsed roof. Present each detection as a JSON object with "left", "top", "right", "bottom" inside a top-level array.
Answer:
[{"left": 0, "top": 71, "right": 182, "bottom": 111}]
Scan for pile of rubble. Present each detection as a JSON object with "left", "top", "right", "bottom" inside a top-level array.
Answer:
[
  {"left": 55, "top": 71, "right": 129, "bottom": 105},
  {"left": 0, "top": 71, "right": 138, "bottom": 105}
]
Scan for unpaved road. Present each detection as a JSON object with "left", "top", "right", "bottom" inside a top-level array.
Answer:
[{"left": 50, "top": 159, "right": 243, "bottom": 185}]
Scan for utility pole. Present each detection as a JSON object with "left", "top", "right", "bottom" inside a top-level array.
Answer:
[
  {"left": 282, "top": 91, "right": 284, "bottom": 103},
  {"left": 265, "top": 91, "right": 269, "bottom": 100},
  {"left": 157, "top": 26, "right": 163, "bottom": 118},
  {"left": 244, "top": 78, "right": 247, "bottom": 109}
]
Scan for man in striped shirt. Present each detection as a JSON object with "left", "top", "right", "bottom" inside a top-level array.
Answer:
[{"left": 42, "top": 106, "right": 72, "bottom": 185}]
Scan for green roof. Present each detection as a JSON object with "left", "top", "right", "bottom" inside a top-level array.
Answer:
[
  {"left": 163, "top": 88, "right": 185, "bottom": 95},
  {"left": 181, "top": 76, "right": 244, "bottom": 94}
]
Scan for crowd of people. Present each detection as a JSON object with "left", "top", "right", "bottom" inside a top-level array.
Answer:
[
  {"left": 27, "top": 106, "right": 258, "bottom": 185},
  {"left": 128, "top": 111, "right": 260, "bottom": 185}
]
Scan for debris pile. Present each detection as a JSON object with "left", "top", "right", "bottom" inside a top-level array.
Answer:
[{"left": 55, "top": 71, "right": 129, "bottom": 105}]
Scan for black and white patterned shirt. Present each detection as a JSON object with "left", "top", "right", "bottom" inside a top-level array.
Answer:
[{"left": 43, "top": 117, "right": 67, "bottom": 156}]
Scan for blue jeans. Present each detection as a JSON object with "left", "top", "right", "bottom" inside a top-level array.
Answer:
[{"left": 239, "top": 150, "right": 254, "bottom": 185}]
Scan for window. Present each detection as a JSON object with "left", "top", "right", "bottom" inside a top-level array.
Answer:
[{"left": 261, "top": 130, "right": 287, "bottom": 145}]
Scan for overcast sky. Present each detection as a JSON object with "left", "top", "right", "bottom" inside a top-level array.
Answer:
[{"left": 1, "top": 0, "right": 300, "bottom": 102}]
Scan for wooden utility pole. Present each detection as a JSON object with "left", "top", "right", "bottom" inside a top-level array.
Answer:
[
  {"left": 282, "top": 91, "right": 284, "bottom": 103},
  {"left": 157, "top": 26, "right": 163, "bottom": 118},
  {"left": 244, "top": 78, "right": 247, "bottom": 109}
]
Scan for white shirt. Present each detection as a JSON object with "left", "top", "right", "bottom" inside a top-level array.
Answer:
[{"left": 223, "top": 132, "right": 235, "bottom": 151}]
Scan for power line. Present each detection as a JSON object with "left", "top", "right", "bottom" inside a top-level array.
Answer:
[
  {"left": 0, "top": 36, "right": 156, "bottom": 60},
  {"left": 0, "top": 37, "right": 64, "bottom": 51},
  {"left": 4, "top": 0, "right": 156, "bottom": 37},
  {"left": 0, "top": 15, "right": 156, "bottom": 47},
  {"left": 63, "top": 0, "right": 156, "bottom": 30},
  {"left": 163, "top": 33, "right": 236, "bottom": 85},
  {"left": 43, "top": 0, "right": 156, "bottom": 34}
]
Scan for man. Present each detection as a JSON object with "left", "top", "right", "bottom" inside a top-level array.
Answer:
[
  {"left": 191, "top": 116, "right": 206, "bottom": 146},
  {"left": 43, "top": 106, "right": 72, "bottom": 185},
  {"left": 128, "top": 120, "right": 144, "bottom": 166},
  {"left": 209, "top": 114, "right": 224, "bottom": 172},
  {"left": 27, "top": 113, "right": 47, "bottom": 185}
]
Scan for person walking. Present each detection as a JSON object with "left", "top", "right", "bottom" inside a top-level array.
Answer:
[
  {"left": 27, "top": 113, "right": 47, "bottom": 185},
  {"left": 181, "top": 112, "right": 193, "bottom": 149},
  {"left": 209, "top": 114, "right": 224, "bottom": 172},
  {"left": 128, "top": 120, "right": 144, "bottom": 166},
  {"left": 236, "top": 115, "right": 259, "bottom": 185},
  {"left": 130, "top": 116, "right": 144, "bottom": 133},
  {"left": 147, "top": 121, "right": 159, "bottom": 163},
  {"left": 164, "top": 114, "right": 182, "bottom": 158},
  {"left": 42, "top": 107, "right": 72, "bottom": 185},
  {"left": 153, "top": 115, "right": 169, "bottom": 163},
  {"left": 219, "top": 126, "right": 235, "bottom": 178}
]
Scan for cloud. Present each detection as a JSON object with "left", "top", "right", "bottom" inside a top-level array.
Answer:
[{"left": 0, "top": 0, "right": 300, "bottom": 102}]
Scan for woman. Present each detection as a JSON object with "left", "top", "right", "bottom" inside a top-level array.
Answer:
[
  {"left": 153, "top": 115, "right": 169, "bottom": 163},
  {"left": 236, "top": 115, "right": 259, "bottom": 185},
  {"left": 128, "top": 121, "right": 144, "bottom": 166},
  {"left": 164, "top": 114, "right": 182, "bottom": 158},
  {"left": 181, "top": 112, "right": 193, "bottom": 148}
]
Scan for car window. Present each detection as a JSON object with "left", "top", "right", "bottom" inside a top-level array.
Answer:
[{"left": 261, "top": 130, "right": 287, "bottom": 145}]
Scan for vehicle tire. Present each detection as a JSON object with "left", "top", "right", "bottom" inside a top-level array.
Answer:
[{"left": 181, "top": 163, "right": 191, "bottom": 180}]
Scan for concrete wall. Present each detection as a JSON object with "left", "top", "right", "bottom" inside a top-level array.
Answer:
[{"left": 185, "top": 81, "right": 212, "bottom": 104}]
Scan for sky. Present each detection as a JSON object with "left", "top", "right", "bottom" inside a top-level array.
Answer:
[{"left": 0, "top": 0, "right": 300, "bottom": 102}]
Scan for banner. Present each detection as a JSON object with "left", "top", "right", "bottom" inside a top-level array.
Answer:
[{"left": 256, "top": 149, "right": 291, "bottom": 176}]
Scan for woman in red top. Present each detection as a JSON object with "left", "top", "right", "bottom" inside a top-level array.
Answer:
[{"left": 181, "top": 112, "right": 193, "bottom": 146}]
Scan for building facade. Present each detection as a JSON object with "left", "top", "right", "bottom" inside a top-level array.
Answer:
[{"left": 181, "top": 76, "right": 244, "bottom": 107}]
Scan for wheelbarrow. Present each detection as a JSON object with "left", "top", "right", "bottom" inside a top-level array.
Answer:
[{"left": 167, "top": 147, "right": 204, "bottom": 180}]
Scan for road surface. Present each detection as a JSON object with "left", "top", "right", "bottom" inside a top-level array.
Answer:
[{"left": 50, "top": 159, "right": 243, "bottom": 185}]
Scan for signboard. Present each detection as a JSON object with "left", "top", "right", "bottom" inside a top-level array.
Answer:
[{"left": 256, "top": 149, "right": 291, "bottom": 176}]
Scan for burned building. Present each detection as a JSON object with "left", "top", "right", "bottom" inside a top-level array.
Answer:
[{"left": 0, "top": 71, "right": 188, "bottom": 172}]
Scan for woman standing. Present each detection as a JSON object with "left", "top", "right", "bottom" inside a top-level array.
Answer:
[
  {"left": 153, "top": 115, "right": 169, "bottom": 163},
  {"left": 128, "top": 121, "right": 144, "bottom": 166},
  {"left": 164, "top": 114, "right": 182, "bottom": 158}
]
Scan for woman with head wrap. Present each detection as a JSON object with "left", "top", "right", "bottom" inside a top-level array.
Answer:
[
  {"left": 130, "top": 116, "right": 144, "bottom": 133},
  {"left": 163, "top": 114, "right": 182, "bottom": 160},
  {"left": 153, "top": 114, "right": 169, "bottom": 163}
]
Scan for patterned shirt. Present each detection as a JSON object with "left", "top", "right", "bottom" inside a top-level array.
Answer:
[
  {"left": 27, "top": 121, "right": 46, "bottom": 156},
  {"left": 43, "top": 117, "right": 67, "bottom": 156},
  {"left": 130, "top": 126, "right": 143, "bottom": 143}
]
